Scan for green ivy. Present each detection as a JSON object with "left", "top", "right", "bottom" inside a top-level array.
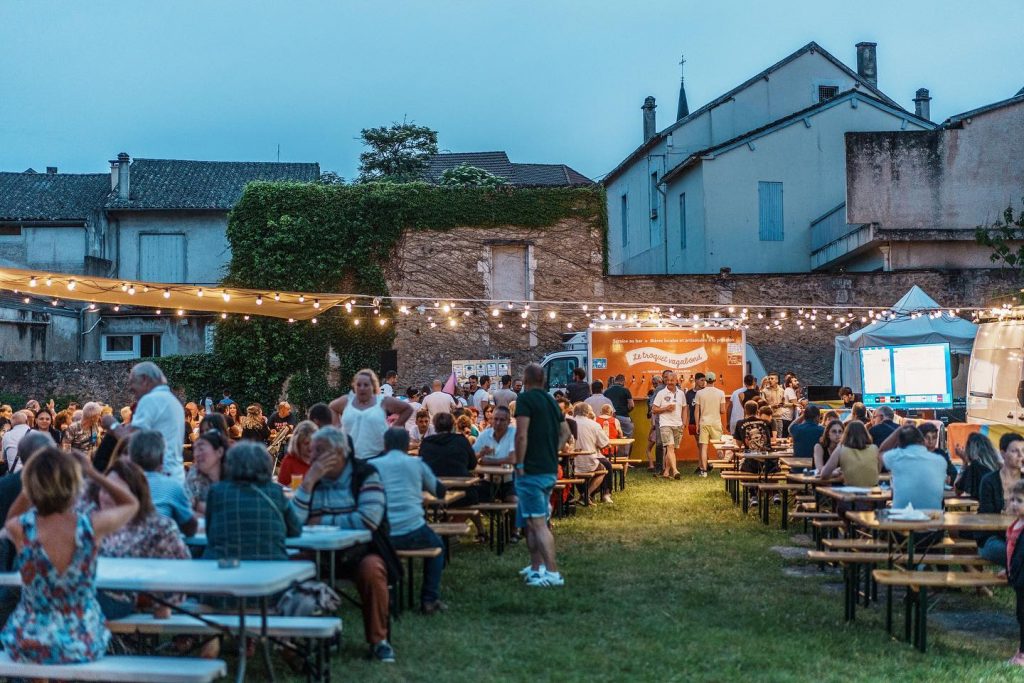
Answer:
[{"left": 197, "top": 182, "right": 605, "bottom": 410}]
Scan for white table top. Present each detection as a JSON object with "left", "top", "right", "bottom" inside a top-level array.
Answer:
[
  {"left": 187, "top": 526, "right": 370, "bottom": 552},
  {"left": 0, "top": 558, "right": 315, "bottom": 597}
]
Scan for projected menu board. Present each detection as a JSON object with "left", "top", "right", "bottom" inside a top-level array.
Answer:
[{"left": 859, "top": 343, "right": 953, "bottom": 409}]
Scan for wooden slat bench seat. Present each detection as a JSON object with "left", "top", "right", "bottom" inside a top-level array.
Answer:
[
  {"left": 0, "top": 653, "right": 226, "bottom": 683},
  {"left": 109, "top": 613, "right": 341, "bottom": 639},
  {"left": 472, "top": 502, "right": 519, "bottom": 556},
  {"left": 872, "top": 569, "right": 1007, "bottom": 651},
  {"left": 395, "top": 547, "right": 445, "bottom": 612}
]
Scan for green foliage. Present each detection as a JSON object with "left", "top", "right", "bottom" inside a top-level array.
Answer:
[
  {"left": 317, "top": 171, "right": 345, "bottom": 185},
  {"left": 150, "top": 354, "right": 226, "bottom": 403},
  {"left": 440, "top": 164, "right": 506, "bottom": 188},
  {"left": 976, "top": 201, "right": 1024, "bottom": 273},
  {"left": 217, "top": 182, "right": 605, "bottom": 408},
  {"left": 357, "top": 122, "right": 438, "bottom": 183}
]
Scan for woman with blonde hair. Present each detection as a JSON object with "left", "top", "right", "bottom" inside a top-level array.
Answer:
[
  {"left": 329, "top": 369, "right": 413, "bottom": 460},
  {"left": 276, "top": 419, "right": 317, "bottom": 486},
  {"left": 239, "top": 404, "right": 270, "bottom": 444}
]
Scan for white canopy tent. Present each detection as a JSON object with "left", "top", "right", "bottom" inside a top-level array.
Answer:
[{"left": 833, "top": 286, "right": 978, "bottom": 393}]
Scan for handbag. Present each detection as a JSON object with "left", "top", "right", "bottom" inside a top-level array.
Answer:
[{"left": 277, "top": 579, "right": 341, "bottom": 617}]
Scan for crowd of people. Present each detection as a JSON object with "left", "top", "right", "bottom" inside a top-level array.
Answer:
[{"left": 0, "top": 359, "right": 1021, "bottom": 669}]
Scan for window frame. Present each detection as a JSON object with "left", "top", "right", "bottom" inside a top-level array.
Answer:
[{"left": 757, "top": 181, "right": 784, "bottom": 242}]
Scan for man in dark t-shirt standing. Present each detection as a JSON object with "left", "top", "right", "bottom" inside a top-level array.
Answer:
[
  {"left": 565, "top": 367, "right": 591, "bottom": 404},
  {"left": 515, "top": 363, "right": 570, "bottom": 588},
  {"left": 603, "top": 375, "right": 635, "bottom": 455}
]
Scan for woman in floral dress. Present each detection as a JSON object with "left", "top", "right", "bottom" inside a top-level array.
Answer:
[{"left": 0, "top": 446, "right": 137, "bottom": 663}]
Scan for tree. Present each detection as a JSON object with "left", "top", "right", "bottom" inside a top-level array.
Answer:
[
  {"left": 976, "top": 201, "right": 1024, "bottom": 273},
  {"left": 440, "top": 164, "right": 506, "bottom": 188},
  {"left": 317, "top": 171, "right": 345, "bottom": 185},
  {"left": 357, "top": 121, "right": 438, "bottom": 183}
]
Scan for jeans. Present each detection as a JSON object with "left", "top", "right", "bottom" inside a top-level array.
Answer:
[
  {"left": 616, "top": 415, "right": 634, "bottom": 457},
  {"left": 980, "top": 536, "right": 1008, "bottom": 568},
  {"left": 390, "top": 524, "right": 445, "bottom": 605}
]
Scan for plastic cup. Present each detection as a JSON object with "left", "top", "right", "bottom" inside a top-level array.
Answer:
[{"left": 290, "top": 475, "right": 303, "bottom": 490}]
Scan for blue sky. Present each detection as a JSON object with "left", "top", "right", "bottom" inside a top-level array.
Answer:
[{"left": 2, "top": 1, "right": 1021, "bottom": 181}]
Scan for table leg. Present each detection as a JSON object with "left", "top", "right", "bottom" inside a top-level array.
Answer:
[
  {"left": 260, "top": 596, "right": 276, "bottom": 681},
  {"left": 885, "top": 532, "right": 894, "bottom": 635},
  {"left": 917, "top": 585, "right": 928, "bottom": 652},
  {"left": 903, "top": 533, "right": 917, "bottom": 642},
  {"left": 781, "top": 491, "right": 789, "bottom": 531},
  {"left": 236, "top": 601, "right": 248, "bottom": 683}
]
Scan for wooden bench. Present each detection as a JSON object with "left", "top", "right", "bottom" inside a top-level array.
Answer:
[
  {"left": 873, "top": 570, "right": 1007, "bottom": 651},
  {"left": 109, "top": 613, "right": 340, "bottom": 680},
  {"left": 791, "top": 510, "right": 839, "bottom": 536},
  {"left": 429, "top": 521, "right": 473, "bottom": 564},
  {"left": 0, "top": 653, "right": 226, "bottom": 683},
  {"left": 749, "top": 482, "right": 805, "bottom": 528},
  {"left": 395, "top": 547, "right": 445, "bottom": 613},
  {"left": 720, "top": 472, "right": 785, "bottom": 504},
  {"left": 472, "top": 502, "right": 519, "bottom": 556}
]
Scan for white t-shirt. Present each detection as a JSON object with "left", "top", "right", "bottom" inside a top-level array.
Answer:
[
  {"left": 728, "top": 387, "right": 746, "bottom": 432},
  {"left": 652, "top": 388, "right": 687, "bottom": 427},
  {"left": 781, "top": 386, "right": 798, "bottom": 420},
  {"left": 422, "top": 391, "right": 456, "bottom": 417},
  {"left": 132, "top": 384, "right": 186, "bottom": 482},
  {"left": 695, "top": 386, "right": 726, "bottom": 427},
  {"left": 573, "top": 417, "right": 610, "bottom": 473},
  {"left": 472, "top": 388, "right": 492, "bottom": 412},
  {"left": 380, "top": 383, "right": 395, "bottom": 397}
]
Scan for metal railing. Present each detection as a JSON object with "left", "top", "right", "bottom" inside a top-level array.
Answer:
[{"left": 810, "top": 203, "right": 860, "bottom": 252}]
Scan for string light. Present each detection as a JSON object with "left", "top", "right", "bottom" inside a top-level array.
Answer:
[
  {"left": 45, "top": 277, "right": 52, "bottom": 287},
  {"left": 298, "top": 295, "right": 305, "bottom": 303},
  {"left": 128, "top": 284, "right": 135, "bottom": 295},
  {"left": 163, "top": 289, "right": 170, "bottom": 299},
  {"left": 313, "top": 299, "right": 320, "bottom": 309},
  {"left": 197, "top": 288, "right": 204, "bottom": 298},
  {"left": 66, "top": 279, "right": 76, "bottom": 291},
  {"left": 29, "top": 277, "right": 37, "bottom": 287},
  {"left": 220, "top": 313, "right": 227, "bottom": 319},
  {"left": 256, "top": 295, "right": 263, "bottom": 306},
  {"left": 311, "top": 317, "right": 318, "bottom": 324},
  {"left": 177, "top": 309, "right": 184, "bottom": 316},
  {"left": 274, "top": 293, "right": 281, "bottom": 301},
  {"left": 222, "top": 291, "right": 231, "bottom": 302}
]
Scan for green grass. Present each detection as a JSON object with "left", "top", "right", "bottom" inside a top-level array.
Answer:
[{"left": 279, "top": 473, "right": 1020, "bottom": 682}]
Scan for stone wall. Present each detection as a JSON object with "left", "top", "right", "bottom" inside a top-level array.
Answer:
[
  {"left": 0, "top": 360, "right": 136, "bottom": 407},
  {"left": 385, "top": 219, "right": 1021, "bottom": 387}
]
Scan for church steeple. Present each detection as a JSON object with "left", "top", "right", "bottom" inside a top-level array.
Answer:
[{"left": 677, "top": 53, "right": 690, "bottom": 120}]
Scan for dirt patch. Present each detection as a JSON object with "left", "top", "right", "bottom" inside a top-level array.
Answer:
[
  {"left": 771, "top": 546, "right": 810, "bottom": 561},
  {"left": 931, "top": 609, "right": 1017, "bottom": 643}
]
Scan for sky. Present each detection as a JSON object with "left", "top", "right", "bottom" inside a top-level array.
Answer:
[{"left": 2, "top": 1, "right": 1022, "bottom": 182}]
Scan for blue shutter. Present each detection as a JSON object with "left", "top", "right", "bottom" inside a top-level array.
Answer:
[
  {"left": 679, "top": 193, "right": 687, "bottom": 249},
  {"left": 620, "top": 193, "right": 629, "bottom": 246},
  {"left": 758, "top": 181, "right": 784, "bottom": 241}
]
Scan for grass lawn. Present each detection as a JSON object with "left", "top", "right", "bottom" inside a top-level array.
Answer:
[{"left": 281, "top": 472, "right": 1020, "bottom": 682}]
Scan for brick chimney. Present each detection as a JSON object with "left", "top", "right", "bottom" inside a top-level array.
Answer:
[
  {"left": 116, "top": 152, "right": 130, "bottom": 201},
  {"left": 642, "top": 96, "right": 657, "bottom": 142},
  {"left": 856, "top": 42, "right": 878, "bottom": 88},
  {"left": 913, "top": 88, "right": 932, "bottom": 121}
]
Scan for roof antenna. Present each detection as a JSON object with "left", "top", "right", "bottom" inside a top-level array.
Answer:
[
  {"left": 677, "top": 53, "right": 690, "bottom": 120},
  {"left": 276, "top": 144, "right": 280, "bottom": 162}
]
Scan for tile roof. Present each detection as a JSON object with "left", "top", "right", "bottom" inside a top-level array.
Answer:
[
  {"left": 423, "top": 152, "right": 592, "bottom": 187},
  {"left": 104, "top": 159, "right": 321, "bottom": 210},
  {"left": 942, "top": 92, "right": 1024, "bottom": 127},
  {"left": 0, "top": 171, "right": 110, "bottom": 222}
]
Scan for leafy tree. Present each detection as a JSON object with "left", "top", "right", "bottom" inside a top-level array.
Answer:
[
  {"left": 317, "top": 171, "right": 345, "bottom": 185},
  {"left": 976, "top": 201, "right": 1024, "bottom": 272},
  {"left": 357, "top": 121, "right": 438, "bottom": 183},
  {"left": 440, "top": 164, "right": 506, "bottom": 188}
]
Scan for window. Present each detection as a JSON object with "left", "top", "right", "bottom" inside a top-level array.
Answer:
[
  {"left": 649, "top": 172, "right": 659, "bottom": 220},
  {"left": 544, "top": 357, "right": 578, "bottom": 389},
  {"left": 679, "top": 193, "right": 687, "bottom": 249},
  {"left": 139, "top": 233, "right": 185, "bottom": 282},
  {"left": 758, "top": 181, "right": 784, "bottom": 241},
  {"left": 101, "top": 334, "right": 162, "bottom": 360},
  {"left": 620, "top": 193, "right": 628, "bottom": 246},
  {"left": 490, "top": 245, "right": 529, "bottom": 303},
  {"left": 0, "top": 225, "right": 22, "bottom": 237},
  {"left": 817, "top": 85, "right": 839, "bottom": 102}
]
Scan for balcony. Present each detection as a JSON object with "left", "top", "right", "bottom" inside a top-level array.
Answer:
[{"left": 809, "top": 203, "right": 873, "bottom": 270}]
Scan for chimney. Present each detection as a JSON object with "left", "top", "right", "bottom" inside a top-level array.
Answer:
[
  {"left": 642, "top": 96, "right": 657, "bottom": 142},
  {"left": 116, "top": 152, "right": 130, "bottom": 201},
  {"left": 856, "top": 42, "right": 878, "bottom": 88},
  {"left": 109, "top": 159, "right": 119, "bottom": 190},
  {"left": 46, "top": 166, "right": 57, "bottom": 175},
  {"left": 913, "top": 88, "right": 932, "bottom": 121}
]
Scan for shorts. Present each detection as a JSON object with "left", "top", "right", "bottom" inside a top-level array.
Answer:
[
  {"left": 659, "top": 426, "right": 683, "bottom": 447},
  {"left": 515, "top": 473, "right": 556, "bottom": 527},
  {"left": 699, "top": 423, "right": 723, "bottom": 444}
]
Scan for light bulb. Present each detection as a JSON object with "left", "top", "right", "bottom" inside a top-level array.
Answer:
[
  {"left": 311, "top": 317, "right": 318, "bottom": 324},
  {"left": 354, "top": 319, "right": 360, "bottom": 326},
  {"left": 220, "top": 313, "right": 227, "bottom": 319},
  {"left": 45, "top": 277, "right": 52, "bottom": 286},
  {"left": 66, "top": 279, "right": 76, "bottom": 291},
  {"left": 313, "top": 299, "right": 320, "bottom": 309},
  {"left": 492, "top": 308, "right": 500, "bottom": 317},
  {"left": 222, "top": 291, "right": 230, "bottom": 302},
  {"left": 128, "top": 285, "right": 135, "bottom": 295},
  {"left": 177, "top": 309, "right": 184, "bottom": 316},
  {"left": 274, "top": 293, "right": 281, "bottom": 301},
  {"left": 197, "top": 288, "right": 204, "bottom": 297},
  {"left": 379, "top": 318, "right": 387, "bottom": 326},
  {"left": 299, "top": 295, "right": 305, "bottom": 303},
  {"left": 163, "top": 289, "right": 170, "bottom": 299},
  {"left": 29, "top": 277, "right": 37, "bottom": 287},
  {"left": 256, "top": 295, "right": 263, "bottom": 306}
]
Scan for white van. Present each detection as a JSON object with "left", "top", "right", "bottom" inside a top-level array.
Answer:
[{"left": 967, "top": 319, "right": 1024, "bottom": 426}]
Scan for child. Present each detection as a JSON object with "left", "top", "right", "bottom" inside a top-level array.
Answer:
[
  {"left": 0, "top": 446, "right": 137, "bottom": 664},
  {"left": 1008, "top": 480, "right": 1024, "bottom": 665}
]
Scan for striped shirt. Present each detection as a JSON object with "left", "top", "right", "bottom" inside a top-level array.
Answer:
[{"left": 289, "top": 462, "right": 386, "bottom": 531}]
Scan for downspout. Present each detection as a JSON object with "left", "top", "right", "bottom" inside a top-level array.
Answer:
[{"left": 80, "top": 313, "right": 104, "bottom": 361}]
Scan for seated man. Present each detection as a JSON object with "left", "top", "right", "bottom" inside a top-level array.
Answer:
[
  {"left": 472, "top": 406, "right": 517, "bottom": 502},
  {"left": 128, "top": 430, "right": 198, "bottom": 537},
  {"left": 290, "top": 426, "right": 396, "bottom": 663},
  {"left": 734, "top": 402, "right": 777, "bottom": 505},
  {"left": 373, "top": 428, "right": 448, "bottom": 615},
  {"left": 570, "top": 403, "right": 612, "bottom": 503}
]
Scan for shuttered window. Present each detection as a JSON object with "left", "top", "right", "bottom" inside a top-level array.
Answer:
[
  {"left": 679, "top": 193, "right": 687, "bottom": 249},
  {"left": 139, "top": 234, "right": 186, "bottom": 282},
  {"left": 490, "top": 245, "right": 529, "bottom": 302},
  {"left": 758, "top": 182, "right": 784, "bottom": 241}
]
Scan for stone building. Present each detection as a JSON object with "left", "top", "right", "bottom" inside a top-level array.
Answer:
[{"left": 0, "top": 154, "right": 319, "bottom": 361}]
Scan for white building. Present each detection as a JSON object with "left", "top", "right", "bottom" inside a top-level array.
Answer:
[{"left": 604, "top": 42, "right": 935, "bottom": 274}]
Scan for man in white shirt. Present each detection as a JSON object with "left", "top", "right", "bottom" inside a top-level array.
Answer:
[
  {"left": 1, "top": 411, "right": 31, "bottom": 472},
  {"left": 472, "top": 406, "right": 517, "bottom": 500},
  {"left": 380, "top": 370, "right": 399, "bottom": 397},
  {"left": 570, "top": 403, "right": 612, "bottom": 502},
  {"left": 422, "top": 379, "right": 457, "bottom": 418},
  {"left": 103, "top": 361, "right": 186, "bottom": 482},
  {"left": 652, "top": 372, "right": 687, "bottom": 480},
  {"left": 472, "top": 375, "right": 493, "bottom": 413},
  {"left": 694, "top": 371, "right": 727, "bottom": 478}
]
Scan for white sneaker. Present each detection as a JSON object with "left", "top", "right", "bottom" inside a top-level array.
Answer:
[
  {"left": 526, "top": 570, "right": 565, "bottom": 587},
  {"left": 543, "top": 570, "right": 565, "bottom": 586},
  {"left": 601, "top": 494, "right": 613, "bottom": 503},
  {"left": 524, "top": 570, "right": 547, "bottom": 585},
  {"left": 520, "top": 564, "right": 545, "bottom": 577}
]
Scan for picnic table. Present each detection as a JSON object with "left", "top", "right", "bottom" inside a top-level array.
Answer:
[
  {"left": 438, "top": 476, "right": 482, "bottom": 488},
  {"left": 0, "top": 558, "right": 314, "bottom": 683},
  {"left": 779, "top": 457, "right": 812, "bottom": 470}
]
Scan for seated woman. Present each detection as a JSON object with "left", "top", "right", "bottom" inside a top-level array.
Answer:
[
  {"left": 186, "top": 429, "right": 229, "bottom": 514},
  {"left": 199, "top": 412, "right": 230, "bottom": 437},
  {"left": 206, "top": 441, "right": 301, "bottom": 562},
  {"left": 1, "top": 447, "right": 137, "bottom": 664},
  {"left": 819, "top": 420, "right": 879, "bottom": 486},
  {"left": 240, "top": 404, "right": 271, "bottom": 444},
  {"left": 276, "top": 420, "right": 317, "bottom": 487},
  {"left": 813, "top": 419, "right": 844, "bottom": 471},
  {"left": 91, "top": 459, "right": 191, "bottom": 619},
  {"left": 955, "top": 432, "right": 1000, "bottom": 499},
  {"left": 977, "top": 433, "right": 1024, "bottom": 567}
]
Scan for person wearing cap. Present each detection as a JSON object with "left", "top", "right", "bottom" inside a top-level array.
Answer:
[{"left": 693, "top": 371, "right": 726, "bottom": 478}]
